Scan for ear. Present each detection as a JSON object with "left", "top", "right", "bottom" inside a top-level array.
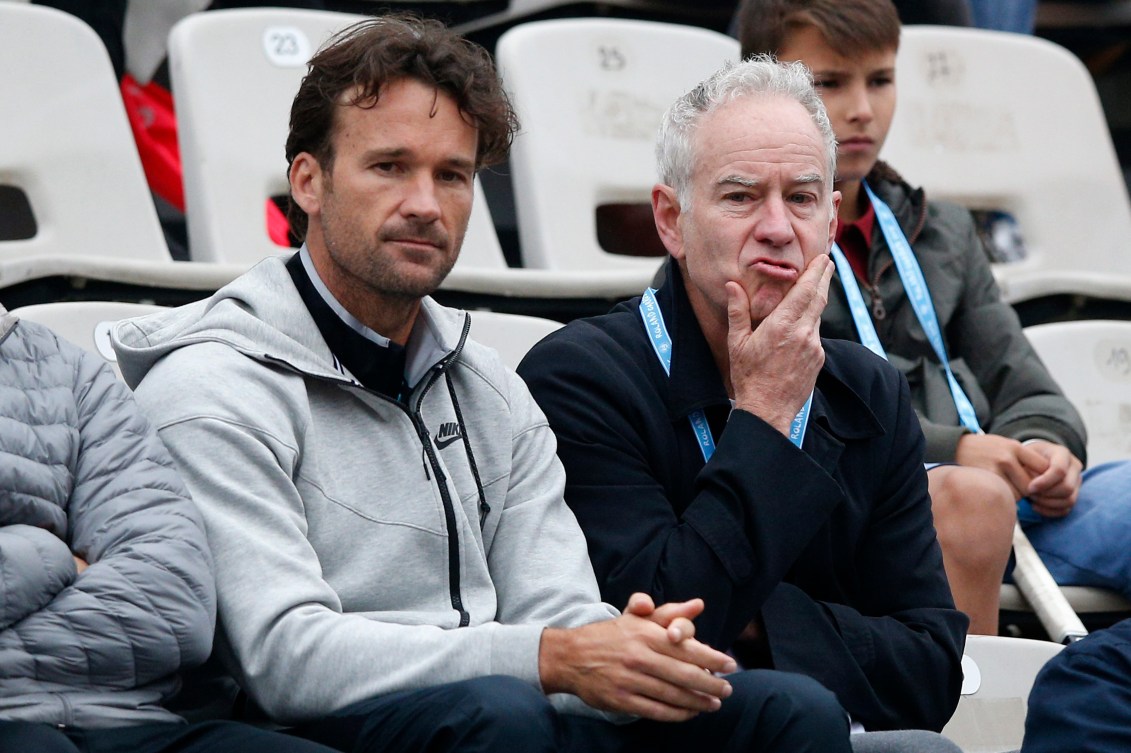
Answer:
[
  {"left": 652, "top": 183, "right": 686, "bottom": 261},
  {"left": 289, "top": 152, "right": 325, "bottom": 219},
  {"left": 825, "top": 189, "right": 842, "bottom": 253}
]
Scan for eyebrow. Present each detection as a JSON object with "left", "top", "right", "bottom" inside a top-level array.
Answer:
[
  {"left": 717, "top": 173, "right": 825, "bottom": 189},
  {"left": 812, "top": 66, "right": 895, "bottom": 77},
  {"left": 359, "top": 147, "right": 476, "bottom": 172},
  {"left": 718, "top": 175, "right": 758, "bottom": 189}
]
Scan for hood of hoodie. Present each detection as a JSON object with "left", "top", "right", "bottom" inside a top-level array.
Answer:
[{"left": 112, "top": 256, "right": 468, "bottom": 391}]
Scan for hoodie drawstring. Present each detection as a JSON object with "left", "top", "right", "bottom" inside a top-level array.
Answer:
[{"left": 443, "top": 370, "right": 490, "bottom": 529}]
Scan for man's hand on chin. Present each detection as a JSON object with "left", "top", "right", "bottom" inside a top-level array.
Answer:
[{"left": 729, "top": 255, "right": 833, "bottom": 438}]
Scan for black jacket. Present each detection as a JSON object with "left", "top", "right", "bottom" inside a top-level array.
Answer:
[{"left": 519, "top": 263, "right": 967, "bottom": 732}]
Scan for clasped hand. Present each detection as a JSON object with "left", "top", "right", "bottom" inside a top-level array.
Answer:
[
  {"left": 955, "top": 434, "right": 1082, "bottom": 517},
  {"left": 539, "top": 593, "right": 736, "bottom": 722}
]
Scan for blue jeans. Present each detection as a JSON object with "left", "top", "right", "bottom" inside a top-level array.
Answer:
[{"left": 1022, "top": 461, "right": 1131, "bottom": 598}]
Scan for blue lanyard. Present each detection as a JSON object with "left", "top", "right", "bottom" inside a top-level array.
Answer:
[
  {"left": 638, "top": 288, "right": 812, "bottom": 461},
  {"left": 830, "top": 183, "right": 981, "bottom": 433}
]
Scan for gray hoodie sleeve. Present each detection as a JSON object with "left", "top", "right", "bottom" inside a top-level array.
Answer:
[
  {"left": 0, "top": 347, "right": 215, "bottom": 690},
  {"left": 0, "top": 524, "right": 76, "bottom": 629}
]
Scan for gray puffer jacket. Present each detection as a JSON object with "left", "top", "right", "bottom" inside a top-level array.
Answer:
[{"left": 0, "top": 306, "right": 215, "bottom": 729}]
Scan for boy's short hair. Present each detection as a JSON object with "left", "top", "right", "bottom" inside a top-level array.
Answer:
[{"left": 736, "top": 0, "right": 901, "bottom": 59}]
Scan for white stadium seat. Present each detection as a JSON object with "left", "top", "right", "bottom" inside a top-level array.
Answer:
[
  {"left": 943, "top": 634, "right": 1063, "bottom": 753},
  {"left": 497, "top": 18, "right": 739, "bottom": 273},
  {"left": 466, "top": 310, "right": 562, "bottom": 370},
  {"left": 0, "top": 3, "right": 246, "bottom": 295},
  {"left": 1024, "top": 320, "right": 1131, "bottom": 467},
  {"left": 10, "top": 301, "right": 167, "bottom": 378},
  {"left": 886, "top": 26, "right": 1131, "bottom": 305}
]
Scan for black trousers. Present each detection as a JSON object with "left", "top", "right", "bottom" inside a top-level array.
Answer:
[
  {"left": 0, "top": 719, "right": 335, "bottom": 753},
  {"left": 287, "top": 670, "right": 852, "bottom": 753}
]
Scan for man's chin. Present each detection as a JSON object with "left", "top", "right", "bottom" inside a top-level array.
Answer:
[
  {"left": 748, "top": 293, "right": 786, "bottom": 327},
  {"left": 382, "top": 264, "right": 454, "bottom": 300}
]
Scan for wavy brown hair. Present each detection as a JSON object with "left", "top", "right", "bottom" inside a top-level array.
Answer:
[{"left": 284, "top": 13, "right": 518, "bottom": 241}]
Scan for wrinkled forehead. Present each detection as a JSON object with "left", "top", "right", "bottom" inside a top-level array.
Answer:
[{"left": 690, "top": 94, "right": 831, "bottom": 185}]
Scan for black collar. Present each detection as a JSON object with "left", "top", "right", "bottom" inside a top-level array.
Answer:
[{"left": 286, "top": 252, "right": 408, "bottom": 401}]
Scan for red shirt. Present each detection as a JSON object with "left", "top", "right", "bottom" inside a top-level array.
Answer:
[{"left": 834, "top": 198, "right": 877, "bottom": 283}]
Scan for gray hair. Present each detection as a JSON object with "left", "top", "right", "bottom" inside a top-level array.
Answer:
[{"left": 656, "top": 55, "right": 838, "bottom": 208}]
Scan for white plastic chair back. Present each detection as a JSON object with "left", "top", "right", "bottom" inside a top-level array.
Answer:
[
  {"left": 0, "top": 4, "right": 171, "bottom": 264},
  {"left": 942, "top": 634, "right": 1063, "bottom": 753},
  {"left": 1024, "top": 320, "right": 1131, "bottom": 466},
  {"left": 168, "top": 8, "right": 507, "bottom": 270},
  {"left": 466, "top": 309, "right": 562, "bottom": 370},
  {"left": 885, "top": 26, "right": 1131, "bottom": 303},
  {"left": 11, "top": 301, "right": 167, "bottom": 378},
  {"left": 496, "top": 18, "right": 739, "bottom": 272}
]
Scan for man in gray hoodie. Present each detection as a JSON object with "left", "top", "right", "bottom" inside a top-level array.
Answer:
[{"left": 113, "top": 13, "right": 854, "bottom": 753}]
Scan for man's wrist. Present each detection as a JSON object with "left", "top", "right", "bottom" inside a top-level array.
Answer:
[{"left": 538, "top": 627, "right": 573, "bottom": 696}]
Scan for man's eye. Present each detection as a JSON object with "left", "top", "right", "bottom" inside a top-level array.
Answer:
[
  {"left": 814, "top": 79, "right": 839, "bottom": 90},
  {"left": 373, "top": 162, "right": 398, "bottom": 173},
  {"left": 439, "top": 170, "right": 471, "bottom": 184}
]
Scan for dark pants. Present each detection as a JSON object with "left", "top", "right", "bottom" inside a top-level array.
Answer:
[
  {"left": 287, "top": 671, "right": 852, "bottom": 753},
  {"left": 0, "top": 719, "right": 334, "bottom": 753},
  {"left": 1022, "top": 618, "right": 1131, "bottom": 753}
]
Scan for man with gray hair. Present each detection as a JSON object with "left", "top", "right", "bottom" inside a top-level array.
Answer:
[{"left": 519, "top": 57, "right": 967, "bottom": 751}]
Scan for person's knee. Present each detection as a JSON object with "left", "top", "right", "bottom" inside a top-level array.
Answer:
[
  {"left": 446, "top": 675, "right": 559, "bottom": 747},
  {"left": 930, "top": 466, "right": 1016, "bottom": 565},
  {"left": 730, "top": 670, "right": 847, "bottom": 731}
]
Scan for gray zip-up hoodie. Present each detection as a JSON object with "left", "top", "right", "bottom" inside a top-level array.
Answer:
[{"left": 112, "top": 258, "right": 619, "bottom": 724}]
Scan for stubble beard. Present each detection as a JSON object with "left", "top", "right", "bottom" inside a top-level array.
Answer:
[{"left": 321, "top": 211, "right": 461, "bottom": 303}]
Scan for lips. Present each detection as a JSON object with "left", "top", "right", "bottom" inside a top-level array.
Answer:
[
  {"left": 751, "top": 259, "right": 799, "bottom": 282},
  {"left": 390, "top": 237, "right": 442, "bottom": 249},
  {"left": 379, "top": 224, "right": 448, "bottom": 250},
  {"left": 838, "top": 136, "right": 875, "bottom": 154}
]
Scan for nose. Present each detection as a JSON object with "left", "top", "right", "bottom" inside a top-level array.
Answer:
[
  {"left": 400, "top": 173, "right": 442, "bottom": 222},
  {"left": 846, "top": 82, "right": 874, "bottom": 125},
  {"left": 753, "top": 195, "right": 796, "bottom": 247}
]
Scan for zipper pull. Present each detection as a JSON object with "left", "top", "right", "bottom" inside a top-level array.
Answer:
[
  {"left": 479, "top": 500, "right": 491, "bottom": 529},
  {"left": 870, "top": 291, "right": 886, "bottom": 321},
  {"left": 421, "top": 445, "right": 431, "bottom": 481}
]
